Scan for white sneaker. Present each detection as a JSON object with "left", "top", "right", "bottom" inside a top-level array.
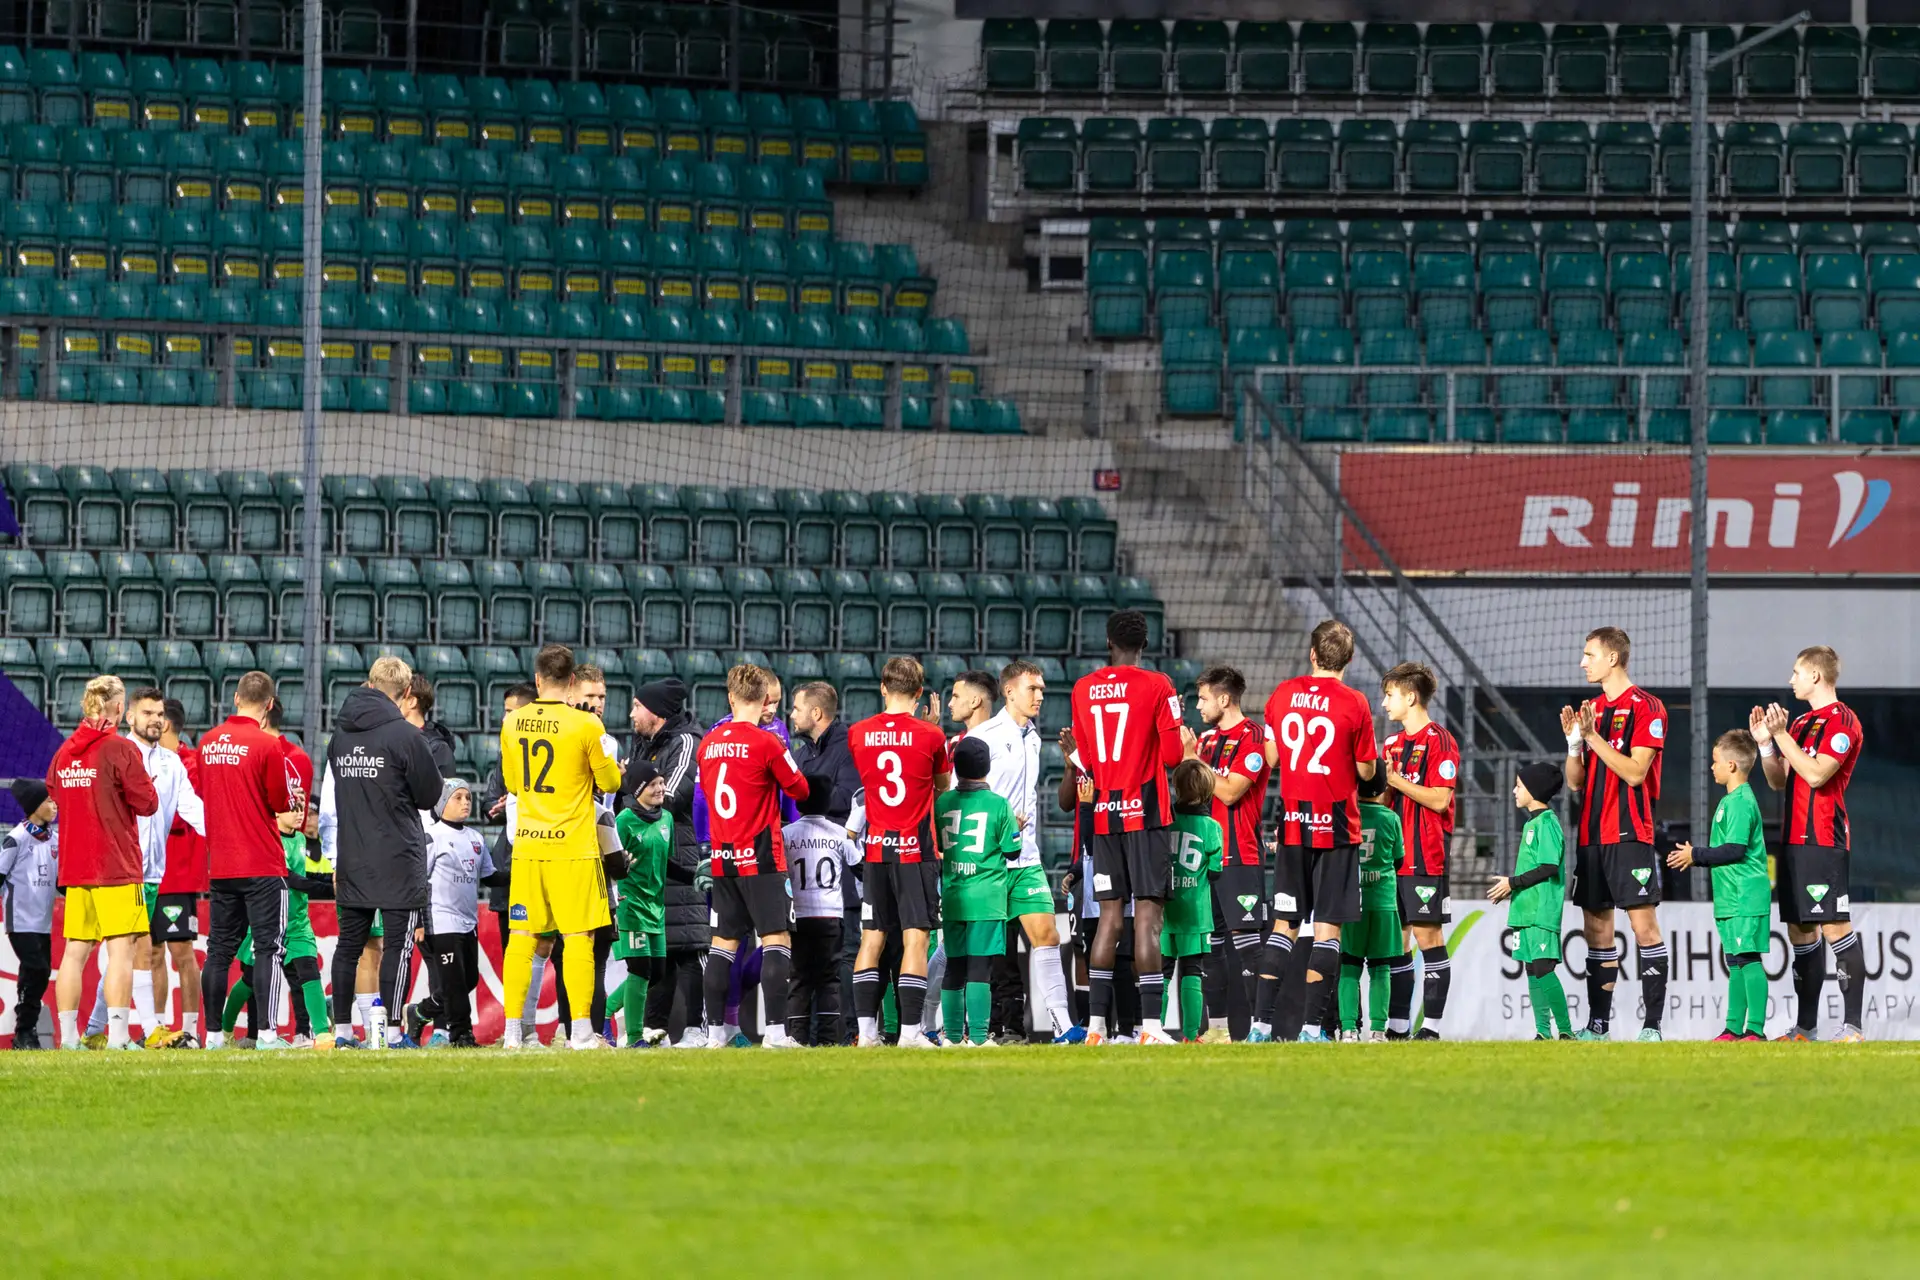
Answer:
[
  {"left": 762, "top": 1029, "right": 800, "bottom": 1049},
  {"left": 642, "top": 1027, "right": 669, "bottom": 1046},
  {"left": 1365, "top": 1030, "right": 1388, "bottom": 1043},
  {"left": 289, "top": 1033, "right": 313, "bottom": 1049},
  {"left": 500, "top": 1037, "right": 523, "bottom": 1052},
  {"left": 1137, "top": 1026, "right": 1178, "bottom": 1045},
  {"left": 569, "top": 1031, "right": 609, "bottom": 1051},
  {"left": 898, "top": 1028, "right": 937, "bottom": 1050},
  {"left": 856, "top": 1033, "right": 883, "bottom": 1048}
]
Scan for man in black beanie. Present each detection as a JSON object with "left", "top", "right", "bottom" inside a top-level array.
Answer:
[{"left": 626, "top": 678, "right": 708, "bottom": 1043}]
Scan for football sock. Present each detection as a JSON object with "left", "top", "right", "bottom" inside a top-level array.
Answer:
[
  {"left": 880, "top": 983, "right": 898, "bottom": 1037},
  {"left": 1420, "top": 944, "right": 1451, "bottom": 1024},
  {"left": 852, "top": 968, "right": 881, "bottom": 1041},
  {"left": 1253, "top": 932, "right": 1293, "bottom": 1026},
  {"left": 621, "top": 976, "right": 649, "bottom": 1048},
  {"left": 1744, "top": 961, "right": 1770, "bottom": 1035},
  {"left": 1831, "top": 931, "right": 1865, "bottom": 1028},
  {"left": 1030, "top": 944, "right": 1072, "bottom": 1036},
  {"left": 1792, "top": 939, "right": 1825, "bottom": 1031},
  {"left": 1586, "top": 944, "right": 1619, "bottom": 1033},
  {"left": 1088, "top": 967, "right": 1114, "bottom": 1023},
  {"left": 502, "top": 932, "right": 537, "bottom": 1034},
  {"left": 1547, "top": 972, "right": 1571, "bottom": 1036},
  {"left": 335, "top": 1022, "right": 356, "bottom": 1042},
  {"left": 1337, "top": 956, "right": 1362, "bottom": 1031},
  {"left": 1639, "top": 942, "right": 1670, "bottom": 1030},
  {"left": 965, "top": 981, "right": 991, "bottom": 1045},
  {"left": 1137, "top": 970, "right": 1164, "bottom": 1025},
  {"left": 353, "top": 991, "right": 377, "bottom": 1029},
  {"left": 702, "top": 945, "right": 733, "bottom": 1034},
  {"left": 1367, "top": 958, "right": 1391, "bottom": 1032},
  {"left": 1726, "top": 956, "right": 1750, "bottom": 1034},
  {"left": 759, "top": 944, "right": 792, "bottom": 1030},
  {"left": 86, "top": 975, "right": 108, "bottom": 1036},
  {"left": 299, "top": 980, "right": 327, "bottom": 1041},
  {"left": 1300, "top": 939, "right": 1341, "bottom": 1035},
  {"left": 106, "top": 1007, "right": 130, "bottom": 1049},
  {"left": 896, "top": 973, "right": 928, "bottom": 1028},
  {"left": 1387, "top": 950, "right": 1415, "bottom": 1033},
  {"left": 58, "top": 1009, "right": 78, "bottom": 1046},
  {"left": 1528, "top": 974, "right": 1556, "bottom": 1037},
  {"left": 560, "top": 942, "right": 596, "bottom": 1042},
  {"left": 222, "top": 978, "right": 252, "bottom": 1035},
  {"left": 1178, "top": 967, "right": 1204, "bottom": 1040},
  {"left": 523, "top": 953, "right": 547, "bottom": 1026},
  {"left": 131, "top": 969, "right": 156, "bottom": 1035},
  {"left": 1231, "top": 931, "right": 1262, "bottom": 1015}
]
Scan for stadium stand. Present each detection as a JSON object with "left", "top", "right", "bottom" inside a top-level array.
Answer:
[
  {"left": 956, "top": 21, "right": 1920, "bottom": 444},
  {"left": 0, "top": 466, "right": 1158, "bottom": 774}
]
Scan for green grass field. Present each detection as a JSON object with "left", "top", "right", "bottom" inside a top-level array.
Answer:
[{"left": 3, "top": 1042, "right": 1916, "bottom": 1276}]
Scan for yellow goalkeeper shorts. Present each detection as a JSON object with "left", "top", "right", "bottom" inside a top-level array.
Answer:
[
  {"left": 506, "top": 858, "right": 610, "bottom": 937},
  {"left": 64, "top": 883, "right": 150, "bottom": 943}
]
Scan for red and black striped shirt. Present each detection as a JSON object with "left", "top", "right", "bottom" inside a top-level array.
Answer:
[
  {"left": 1785, "top": 701, "right": 1861, "bottom": 850},
  {"left": 1576, "top": 685, "right": 1667, "bottom": 847},
  {"left": 1383, "top": 720, "right": 1459, "bottom": 876},
  {"left": 1198, "top": 716, "right": 1271, "bottom": 868}
]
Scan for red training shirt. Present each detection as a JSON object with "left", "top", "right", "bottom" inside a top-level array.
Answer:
[
  {"left": 698, "top": 719, "right": 808, "bottom": 877},
  {"left": 1383, "top": 720, "right": 1460, "bottom": 876},
  {"left": 849, "top": 711, "right": 952, "bottom": 864},
  {"left": 198, "top": 714, "right": 293, "bottom": 880},
  {"left": 49, "top": 721, "right": 159, "bottom": 888},
  {"left": 159, "top": 743, "right": 209, "bottom": 895},
  {"left": 1575, "top": 685, "right": 1666, "bottom": 847},
  {"left": 1070, "top": 665, "right": 1183, "bottom": 834},
  {"left": 1262, "top": 675, "right": 1378, "bottom": 849},
  {"left": 1785, "top": 701, "right": 1861, "bottom": 849},
  {"left": 1197, "top": 715, "right": 1271, "bottom": 867}
]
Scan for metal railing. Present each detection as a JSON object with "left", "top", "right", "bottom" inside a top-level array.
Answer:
[
  {"left": 0, "top": 316, "right": 994, "bottom": 429},
  {"left": 1238, "top": 371, "right": 1556, "bottom": 881}
]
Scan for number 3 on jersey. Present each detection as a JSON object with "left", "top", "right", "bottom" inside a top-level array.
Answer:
[
  {"left": 1278, "top": 712, "right": 1335, "bottom": 775},
  {"left": 875, "top": 750, "right": 906, "bottom": 807}
]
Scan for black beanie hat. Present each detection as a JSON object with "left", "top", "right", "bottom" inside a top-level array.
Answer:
[{"left": 1518, "top": 761, "right": 1563, "bottom": 805}]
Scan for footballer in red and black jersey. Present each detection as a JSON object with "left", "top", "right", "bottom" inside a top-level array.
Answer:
[
  {"left": 1382, "top": 720, "right": 1458, "bottom": 876},
  {"left": 1070, "top": 665, "right": 1184, "bottom": 834},
  {"left": 1575, "top": 685, "right": 1666, "bottom": 847},
  {"left": 1785, "top": 701, "right": 1862, "bottom": 849},
  {"left": 1197, "top": 716, "right": 1270, "bottom": 867},
  {"left": 1261, "top": 675, "right": 1378, "bottom": 849}
]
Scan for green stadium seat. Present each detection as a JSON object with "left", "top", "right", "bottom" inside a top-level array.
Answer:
[
  {"left": 1088, "top": 243, "right": 1148, "bottom": 339},
  {"left": 1108, "top": 20, "right": 1167, "bottom": 95},
  {"left": 470, "top": 646, "right": 524, "bottom": 716},
  {"left": 370, "top": 558, "right": 428, "bottom": 644},
  {"left": 824, "top": 651, "right": 878, "bottom": 721},
  {"left": 1560, "top": 328, "right": 1626, "bottom": 442},
  {"left": 1467, "top": 120, "right": 1527, "bottom": 194},
  {"left": 1821, "top": 329, "right": 1883, "bottom": 429},
  {"left": 1298, "top": 22, "right": 1356, "bottom": 93},
  {"left": 1806, "top": 26, "right": 1863, "bottom": 98},
  {"left": 822, "top": 569, "right": 879, "bottom": 652},
  {"left": 1725, "top": 122, "right": 1785, "bottom": 197},
  {"left": 969, "top": 573, "right": 1024, "bottom": 651},
  {"left": 1870, "top": 26, "right": 1920, "bottom": 98},
  {"left": 1423, "top": 25, "right": 1484, "bottom": 96},
  {"left": 1360, "top": 23, "right": 1419, "bottom": 95},
  {"left": 1207, "top": 118, "right": 1268, "bottom": 192},
  {"left": 1172, "top": 21, "right": 1230, "bottom": 95},
  {"left": 1162, "top": 327, "right": 1220, "bottom": 416},
  {"left": 45, "top": 549, "right": 107, "bottom": 636},
  {"left": 677, "top": 564, "right": 733, "bottom": 648},
  {"left": 1616, "top": 26, "right": 1674, "bottom": 97},
  {"left": 1143, "top": 117, "right": 1202, "bottom": 193},
  {"left": 1807, "top": 252, "right": 1867, "bottom": 332},
  {"left": 1015, "top": 116, "right": 1076, "bottom": 193},
  {"left": 527, "top": 561, "right": 584, "bottom": 646},
  {"left": 1234, "top": 23, "right": 1293, "bottom": 94},
  {"left": 1043, "top": 20, "right": 1103, "bottom": 94},
  {"left": 1740, "top": 252, "right": 1803, "bottom": 332},
  {"left": 1623, "top": 329, "right": 1685, "bottom": 439},
  {"left": 476, "top": 559, "right": 532, "bottom": 645},
  {"left": 1549, "top": 24, "right": 1609, "bottom": 97},
  {"left": 1788, "top": 122, "right": 1848, "bottom": 196},
  {"left": 1851, "top": 122, "right": 1912, "bottom": 196},
  {"left": 1337, "top": 118, "right": 1398, "bottom": 192},
  {"left": 323, "top": 556, "right": 376, "bottom": 643},
  {"left": 983, "top": 19, "right": 1041, "bottom": 93},
  {"left": 1153, "top": 244, "right": 1213, "bottom": 334},
  {"left": 1361, "top": 328, "right": 1426, "bottom": 441},
  {"left": 1219, "top": 237, "right": 1279, "bottom": 332},
  {"left": 1402, "top": 119, "right": 1462, "bottom": 192},
  {"left": 773, "top": 568, "right": 831, "bottom": 650},
  {"left": 1273, "top": 118, "right": 1333, "bottom": 191},
  {"left": 101, "top": 550, "right": 163, "bottom": 636},
  {"left": 1295, "top": 327, "right": 1358, "bottom": 440},
  {"left": 1077, "top": 117, "right": 1139, "bottom": 192},
  {"left": 1489, "top": 23, "right": 1547, "bottom": 97},
  {"left": 1494, "top": 328, "right": 1556, "bottom": 443}
]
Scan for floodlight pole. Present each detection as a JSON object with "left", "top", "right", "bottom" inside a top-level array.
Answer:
[
  {"left": 1686, "top": 13, "right": 1805, "bottom": 852},
  {"left": 300, "top": 0, "right": 325, "bottom": 758}
]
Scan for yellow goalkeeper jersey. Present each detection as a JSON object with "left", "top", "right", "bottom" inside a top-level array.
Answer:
[{"left": 501, "top": 699, "right": 622, "bottom": 862}]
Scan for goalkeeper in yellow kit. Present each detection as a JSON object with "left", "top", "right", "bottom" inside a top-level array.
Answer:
[{"left": 500, "top": 645, "right": 622, "bottom": 1051}]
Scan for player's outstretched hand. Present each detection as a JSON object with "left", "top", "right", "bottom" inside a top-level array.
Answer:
[
  {"left": 1057, "top": 726, "right": 1075, "bottom": 758},
  {"left": 1179, "top": 725, "right": 1198, "bottom": 759},
  {"left": 1764, "top": 704, "right": 1790, "bottom": 736},
  {"left": 918, "top": 693, "right": 943, "bottom": 727},
  {"left": 1667, "top": 843, "right": 1694, "bottom": 870},
  {"left": 1558, "top": 705, "right": 1579, "bottom": 736},
  {"left": 1576, "top": 702, "right": 1598, "bottom": 739},
  {"left": 1748, "top": 706, "right": 1770, "bottom": 741},
  {"left": 1488, "top": 877, "right": 1511, "bottom": 902}
]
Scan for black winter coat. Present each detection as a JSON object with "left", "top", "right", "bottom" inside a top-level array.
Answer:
[{"left": 324, "top": 686, "right": 443, "bottom": 911}]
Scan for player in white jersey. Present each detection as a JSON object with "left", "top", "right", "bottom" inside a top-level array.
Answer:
[
  {"left": 783, "top": 779, "right": 863, "bottom": 1045},
  {"left": 967, "top": 660, "right": 1078, "bottom": 1043}
]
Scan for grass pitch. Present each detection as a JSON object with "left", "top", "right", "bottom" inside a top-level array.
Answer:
[{"left": 2, "top": 1042, "right": 1916, "bottom": 1277}]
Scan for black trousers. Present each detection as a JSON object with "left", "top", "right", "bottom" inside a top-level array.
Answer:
[
  {"left": 417, "top": 930, "right": 479, "bottom": 1039},
  {"left": 989, "top": 921, "right": 1026, "bottom": 1036},
  {"left": 552, "top": 925, "right": 615, "bottom": 1028},
  {"left": 836, "top": 893, "right": 861, "bottom": 1044},
  {"left": 787, "top": 916, "right": 844, "bottom": 1046},
  {"left": 203, "top": 877, "right": 287, "bottom": 1032},
  {"left": 9, "top": 930, "right": 50, "bottom": 1039},
  {"left": 330, "top": 905, "right": 418, "bottom": 1027},
  {"left": 643, "top": 946, "right": 704, "bottom": 1042}
]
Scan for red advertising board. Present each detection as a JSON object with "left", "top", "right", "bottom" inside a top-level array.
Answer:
[{"left": 1340, "top": 449, "right": 1920, "bottom": 576}]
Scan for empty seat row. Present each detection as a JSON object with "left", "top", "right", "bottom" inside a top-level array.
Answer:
[
  {"left": 1166, "top": 323, "right": 1920, "bottom": 447},
  {"left": 1, "top": 468, "right": 1120, "bottom": 571},
  {"left": 485, "top": 0, "right": 827, "bottom": 88},
  {"left": 982, "top": 19, "right": 1920, "bottom": 104},
  {"left": 1016, "top": 116, "right": 1906, "bottom": 201},
  {"left": 0, "top": 52, "right": 922, "bottom": 183}
]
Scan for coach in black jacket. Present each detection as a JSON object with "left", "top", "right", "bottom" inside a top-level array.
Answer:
[
  {"left": 320, "top": 666, "right": 443, "bottom": 1042},
  {"left": 788, "top": 683, "right": 860, "bottom": 823},
  {"left": 628, "top": 678, "right": 707, "bottom": 1041}
]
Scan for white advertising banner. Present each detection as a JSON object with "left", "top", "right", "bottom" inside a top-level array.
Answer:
[{"left": 1442, "top": 900, "right": 1920, "bottom": 1041}]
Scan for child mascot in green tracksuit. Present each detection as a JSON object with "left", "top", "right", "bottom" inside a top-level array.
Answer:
[
  {"left": 609, "top": 760, "right": 676, "bottom": 1048},
  {"left": 1491, "top": 761, "right": 1573, "bottom": 1040},
  {"left": 1667, "top": 730, "right": 1772, "bottom": 1040}
]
